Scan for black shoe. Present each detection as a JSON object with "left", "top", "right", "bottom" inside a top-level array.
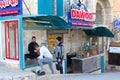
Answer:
[
  {"left": 31, "top": 70, "right": 36, "bottom": 73},
  {"left": 32, "top": 70, "right": 40, "bottom": 74},
  {"left": 38, "top": 71, "right": 45, "bottom": 76},
  {"left": 36, "top": 70, "right": 40, "bottom": 74}
]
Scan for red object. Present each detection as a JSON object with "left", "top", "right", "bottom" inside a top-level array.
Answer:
[
  {"left": 83, "top": 50, "right": 88, "bottom": 55},
  {"left": 4, "top": 20, "right": 19, "bottom": 60},
  {"left": 0, "top": 10, "right": 19, "bottom": 16}
]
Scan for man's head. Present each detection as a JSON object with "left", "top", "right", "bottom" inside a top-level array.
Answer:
[
  {"left": 32, "top": 36, "right": 36, "bottom": 42},
  {"left": 34, "top": 44, "right": 40, "bottom": 51},
  {"left": 56, "top": 37, "right": 62, "bottom": 44}
]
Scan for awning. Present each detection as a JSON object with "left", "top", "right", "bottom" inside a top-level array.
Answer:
[
  {"left": 83, "top": 26, "right": 114, "bottom": 38},
  {"left": 23, "top": 15, "right": 69, "bottom": 28}
]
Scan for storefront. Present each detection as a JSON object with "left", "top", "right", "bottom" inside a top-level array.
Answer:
[
  {"left": 66, "top": 0, "right": 114, "bottom": 73},
  {"left": 0, "top": 15, "right": 69, "bottom": 72},
  {"left": 108, "top": 18, "right": 120, "bottom": 71},
  {"left": 23, "top": 15, "right": 69, "bottom": 74},
  {"left": 0, "top": 0, "right": 69, "bottom": 74},
  {"left": 0, "top": 0, "right": 22, "bottom": 66},
  {"left": 0, "top": 0, "right": 114, "bottom": 74}
]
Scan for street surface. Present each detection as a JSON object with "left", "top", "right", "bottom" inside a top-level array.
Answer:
[
  {"left": 0, "top": 62, "right": 120, "bottom": 80},
  {"left": 37, "top": 72, "right": 120, "bottom": 80}
]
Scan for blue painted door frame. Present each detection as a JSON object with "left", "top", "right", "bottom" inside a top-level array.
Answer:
[{"left": 19, "top": 17, "right": 24, "bottom": 70}]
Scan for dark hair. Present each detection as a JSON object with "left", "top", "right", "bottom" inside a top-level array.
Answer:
[
  {"left": 34, "top": 44, "right": 39, "bottom": 49},
  {"left": 56, "top": 37, "right": 62, "bottom": 42},
  {"left": 32, "top": 36, "right": 36, "bottom": 39}
]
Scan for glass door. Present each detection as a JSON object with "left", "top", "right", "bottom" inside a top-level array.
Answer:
[{"left": 4, "top": 20, "right": 19, "bottom": 60}]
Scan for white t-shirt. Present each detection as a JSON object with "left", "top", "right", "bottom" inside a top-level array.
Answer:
[{"left": 38, "top": 46, "right": 53, "bottom": 59}]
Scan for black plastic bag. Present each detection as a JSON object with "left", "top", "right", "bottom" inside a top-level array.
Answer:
[{"left": 56, "top": 62, "right": 62, "bottom": 70}]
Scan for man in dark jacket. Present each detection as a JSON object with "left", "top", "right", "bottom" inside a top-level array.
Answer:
[
  {"left": 25, "top": 36, "right": 39, "bottom": 59},
  {"left": 54, "top": 37, "right": 64, "bottom": 74}
]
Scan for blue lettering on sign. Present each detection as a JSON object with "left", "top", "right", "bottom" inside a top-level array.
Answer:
[{"left": 114, "top": 19, "right": 120, "bottom": 29}]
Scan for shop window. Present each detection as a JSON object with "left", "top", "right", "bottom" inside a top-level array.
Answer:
[
  {"left": 88, "top": 37, "right": 98, "bottom": 56},
  {"left": 89, "top": 37, "right": 104, "bottom": 55},
  {"left": 4, "top": 20, "right": 19, "bottom": 60},
  {"left": 82, "top": 36, "right": 103, "bottom": 57}
]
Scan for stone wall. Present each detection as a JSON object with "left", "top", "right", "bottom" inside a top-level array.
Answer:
[
  {"left": 23, "top": 29, "right": 86, "bottom": 56},
  {"left": 109, "top": 0, "right": 120, "bottom": 18},
  {"left": 23, "top": 29, "right": 47, "bottom": 54},
  {"left": 64, "top": 29, "right": 86, "bottom": 54}
]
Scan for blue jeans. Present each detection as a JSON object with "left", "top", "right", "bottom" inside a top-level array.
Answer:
[{"left": 38, "top": 57, "right": 54, "bottom": 74}]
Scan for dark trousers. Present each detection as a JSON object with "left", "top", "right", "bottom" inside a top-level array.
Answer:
[
  {"left": 25, "top": 53, "right": 39, "bottom": 59},
  {"left": 57, "top": 58, "right": 63, "bottom": 74}
]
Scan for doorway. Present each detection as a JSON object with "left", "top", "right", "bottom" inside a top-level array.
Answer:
[{"left": 4, "top": 20, "right": 19, "bottom": 60}]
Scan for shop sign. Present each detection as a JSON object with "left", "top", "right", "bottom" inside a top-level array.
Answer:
[
  {"left": 109, "top": 47, "right": 120, "bottom": 54},
  {"left": 67, "top": 0, "right": 93, "bottom": 27},
  {"left": 0, "top": 0, "right": 22, "bottom": 16},
  {"left": 114, "top": 18, "right": 120, "bottom": 29}
]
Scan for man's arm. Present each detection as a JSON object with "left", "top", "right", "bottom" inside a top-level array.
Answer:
[
  {"left": 28, "top": 43, "right": 35, "bottom": 54},
  {"left": 38, "top": 49, "right": 44, "bottom": 59},
  {"left": 54, "top": 46, "right": 60, "bottom": 58},
  {"left": 28, "top": 43, "right": 31, "bottom": 53}
]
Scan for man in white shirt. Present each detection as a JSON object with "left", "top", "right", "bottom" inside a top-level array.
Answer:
[{"left": 35, "top": 44, "right": 54, "bottom": 75}]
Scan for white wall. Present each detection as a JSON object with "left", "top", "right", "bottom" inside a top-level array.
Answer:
[
  {"left": 23, "top": 0, "right": 38, "bottom": 15},
  {"left": 0, "top": 22, "right": 5, "bottom": 60}
]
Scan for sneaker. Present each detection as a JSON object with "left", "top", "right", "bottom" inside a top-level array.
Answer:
[
  {"left": 36, "top": 70, "right": 40, "bottom": 74},
  {"left": 32, "top": 70, "right": 40, "bottom": 74},
  {"left": 31, "top": 70, "right": 36, "bottom": 73},
  {"left": 38, "top": 71, "right": 45, "bottom": 76}
]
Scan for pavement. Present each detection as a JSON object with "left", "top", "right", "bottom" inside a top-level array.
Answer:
[
  {"left": 37, "top": 72, "right": 120, "bottom": 80},
  {"left": 0, "top": 62, "right": 36, "bottom": 80},
  {"left": 0, "top": 61, "right": 120, "bottom": 80}
]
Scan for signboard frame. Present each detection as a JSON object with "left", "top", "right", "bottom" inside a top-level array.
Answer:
[
  {"left": 67, "top": 0, "right": 93, "bottom": 28},
  {"left": 0, "top": 0, "right": 22, "bottom": 16}
]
